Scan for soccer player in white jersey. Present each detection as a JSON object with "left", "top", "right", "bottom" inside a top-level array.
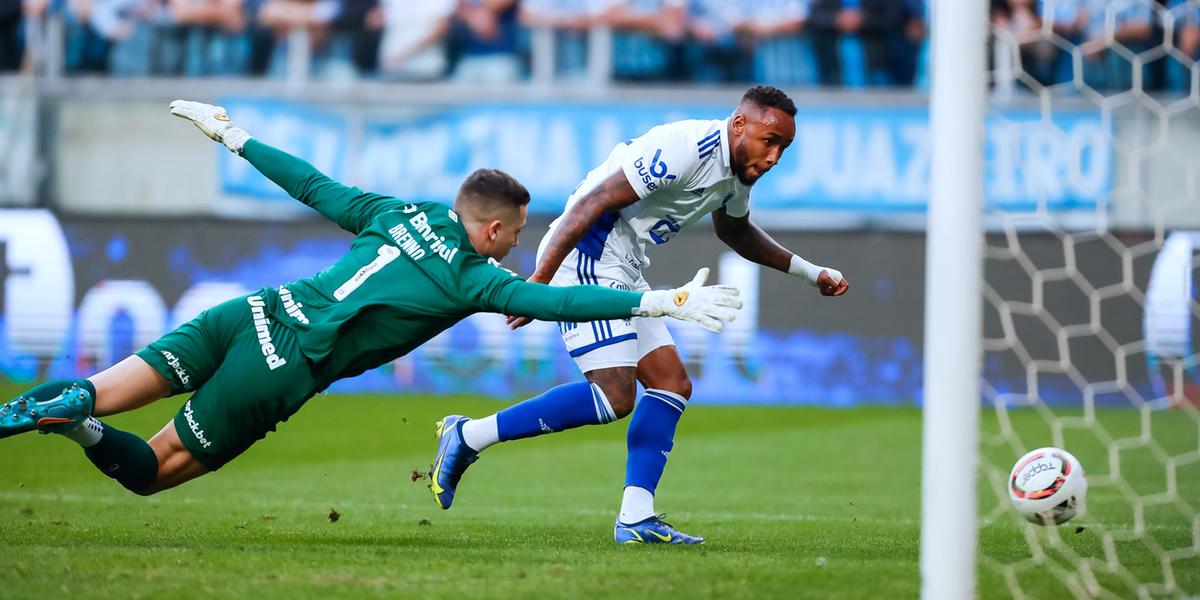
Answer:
[{"left": 428, "top": 86, "right": 849, "bottom": 544}]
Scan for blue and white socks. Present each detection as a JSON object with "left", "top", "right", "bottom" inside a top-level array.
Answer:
[
  {"left": 620, "top": 389, "right": 687, "bottom": 524},
  {"left": 458, "top": 382, "right": 688, "bottom": 526},
  {"left": 461, "top": 381, "right": 616, "bottom": 452}
]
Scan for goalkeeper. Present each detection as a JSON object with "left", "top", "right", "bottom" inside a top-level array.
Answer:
[{"left": 0, "top": 101, "right": 741, "bottom": 496}]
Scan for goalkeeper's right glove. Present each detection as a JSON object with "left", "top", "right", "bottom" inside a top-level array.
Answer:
[
  {"left": 634, "top": 267, "right": 742, "bottom": 333},
  {"left": 168, "top": 99, "right": 251, "bottom": 154}
]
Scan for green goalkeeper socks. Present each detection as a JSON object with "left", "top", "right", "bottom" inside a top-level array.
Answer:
[{"left": 83, "top": 422, "right": 160, "bottom": 493}]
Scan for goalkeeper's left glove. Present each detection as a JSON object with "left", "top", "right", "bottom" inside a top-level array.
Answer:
[
  {"left": 168, "top": 99, "right": 251, "bottom": 154},
  {"left": 635, "top": 267, "right": 742, "bottom": 333}
]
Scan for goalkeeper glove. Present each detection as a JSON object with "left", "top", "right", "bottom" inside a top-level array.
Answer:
[
  {"left": 168, "top": 100, "right": 251, "bottom": 154},
  {"left": 635, "top": 267, "right": 742, "bottom": 333}
]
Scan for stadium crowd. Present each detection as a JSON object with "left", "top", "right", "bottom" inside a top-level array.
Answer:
[{"left": 0, "top": 0, "right": 1196, "bottom": 91}]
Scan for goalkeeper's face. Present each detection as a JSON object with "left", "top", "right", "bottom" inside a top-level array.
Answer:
[{"left": 467, "top": 204, "right": 528, "bottom": 261}]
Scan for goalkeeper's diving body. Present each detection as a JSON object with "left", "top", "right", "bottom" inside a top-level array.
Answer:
[{"left": 0, "top": 101, "right": 741, "bottom": 496}]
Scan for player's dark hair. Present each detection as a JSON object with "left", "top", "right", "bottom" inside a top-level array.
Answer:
[
  {"left": 456, "top": 168, "right": 531, "bottom": 222},
  {"left": 742, "top": 85, "right": 797, "bottom": 117}
]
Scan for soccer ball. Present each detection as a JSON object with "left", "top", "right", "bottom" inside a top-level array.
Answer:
[{"left": 1008, "top": 447, "right": 1088, "bottom": 525}]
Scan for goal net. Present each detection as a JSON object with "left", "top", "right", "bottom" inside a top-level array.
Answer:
[{"left": 977, "top": 1, "right": 1200, "bottom": 597}]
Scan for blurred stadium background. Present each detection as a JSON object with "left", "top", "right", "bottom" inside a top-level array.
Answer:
[{"left": 1, "top": 0, "right": 1199, "bottom": 598}]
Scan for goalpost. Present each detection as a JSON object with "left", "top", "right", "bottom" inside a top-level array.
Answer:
[
  {"left": 920, "top": 0, "right": 988, "bottom": 598},
  {"left": 924, "top": 1, "right": 1200, "bottom": 598}
]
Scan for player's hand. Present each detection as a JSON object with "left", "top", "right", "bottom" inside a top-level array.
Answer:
[
  {"left": 817, "top": 270, "right": 849, "bottom": 297},
  {"left": 507, "top": 314, "right": 533, "bottom": 330},
  {"left": 507, "top": 273, "right": 551, "bottom": 330},
  {"left": 169, "top": 99, "right": 251, "bottom": 154},
  {"left": 636, "top": 267, "right": 742, "bottom": 333}
]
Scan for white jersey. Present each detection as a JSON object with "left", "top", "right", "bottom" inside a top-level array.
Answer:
[{"left": 539, "top": 117, "right": 750, "bottom": 270}]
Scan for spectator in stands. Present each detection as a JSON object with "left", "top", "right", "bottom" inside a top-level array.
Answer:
[
  {"left": 807, "top": 0, "right": 858, "bottom": 86},
  {"left": 257, "top": 0, "right": 376, "bottom": 80},
  {"left": 600, "top": 0, "right": 686, "bottom": 83},
  {"left": 0, "top": 0, "right": 20, "bottom": 70},
  {"left": 732, "top": 0, "right": 810, "bottom": 87},
  {"left": 448, "top": 0, "right": 522, "bottom": 84},
  {"left": 377, "top": 0, "right": 453, "bottom": 80},
  {"left": 168, "top": 0, "right": 248, "bottom": 75},
  {"left": 685, "top": 0, "right": 750, "bottom": 84},
  {"left": 809, "top": 0, "right": 924, "bottom": 87},
  {"left": 520, "top": 0, "right": 594, "bottom": 81},
  {"left": 991, "top": 0, "right": 1058, "bottom": 87},
  {"left": 64, "top": 0, "right": 143, "bottom": 73},
  {"left": 1077, "top": 0, "right": 1157, "bottom": 91},
  {"left": 327, "top": 0, "right": 381, "bottom": 78}
]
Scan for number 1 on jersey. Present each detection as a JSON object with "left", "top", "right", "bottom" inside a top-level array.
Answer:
[{"left": 334, "top": 244, "right": 401, "bottom": 301}]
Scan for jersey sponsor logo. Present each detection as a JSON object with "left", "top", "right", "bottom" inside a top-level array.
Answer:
[
  {"left": 697, "top": 129, "right": 721, "bottom": 159},
  {"left": 408, "top": 211, "right": 461, "bottom": 264},
  {"left": 246, "top": 295, "right": 288, "bottom": 370},
  {"left": 159, "top": 350, "right": 191, "bottom": 389},
  {"left": 183, "top": 399, "right": 212, "bottom": 449},
  {"left": 634, "top": 149, "right": 677, "bottom": 192},
  {"left": 447, "top": 209, "right": 459, "bottom": 222},
  {"left": 278, "top": 286, "right": 310, "bottom": 325},
  {"left": 648, "top": 217, "right": 681, "bottom": 245}
]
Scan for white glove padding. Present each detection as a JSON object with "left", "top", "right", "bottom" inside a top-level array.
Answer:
[
  {"left": 169, "top": 100, "right": 251, "bottom": 154},
  {"left": 635, "top": 267, "right": 742, "bottom": 333}
]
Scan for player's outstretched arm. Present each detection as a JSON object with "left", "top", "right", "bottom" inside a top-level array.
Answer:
[
  {"left": 501, "top": 268, "right": 742, "bottom": 333},
  {"left": 168, "top": 100, "right": 397, "bottom": 234},
  {"left": 712, "top": 207, "right": 849, "bottom": 297}
]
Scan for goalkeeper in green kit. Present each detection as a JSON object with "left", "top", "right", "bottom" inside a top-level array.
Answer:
[{"left": 0, "top": 101, "right": 741, "bottom": 496}]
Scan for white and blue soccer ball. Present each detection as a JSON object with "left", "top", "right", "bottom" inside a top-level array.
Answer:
[{"left": 1008, "top": 447, "right": 1088, "bottom": 525}]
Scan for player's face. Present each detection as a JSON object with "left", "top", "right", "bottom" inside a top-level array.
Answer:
[
  {"left": 486, "top": 205, "right": 527, "bottom": 261},
  {"left": 731, "top": 107, "right": 795, "bottom": 186}
]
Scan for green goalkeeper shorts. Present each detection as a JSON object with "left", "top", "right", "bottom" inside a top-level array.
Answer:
[{"left": 135, "top": 291, "right": 319, "bottom": 471}]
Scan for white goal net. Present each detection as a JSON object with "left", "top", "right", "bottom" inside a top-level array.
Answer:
[{"left": 978, "top": 1, "right": 1200, "bottom": 597}]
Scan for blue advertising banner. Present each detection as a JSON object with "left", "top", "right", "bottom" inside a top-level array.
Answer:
[{"left": 217, "top": 99, "right": 1112, "bottom": 215}]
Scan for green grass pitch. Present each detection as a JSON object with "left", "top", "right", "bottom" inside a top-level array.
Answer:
[{"left": 0, "top": 387, "right": 1196, "bottom": 598}]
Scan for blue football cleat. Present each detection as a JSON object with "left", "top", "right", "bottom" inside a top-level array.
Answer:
[
  {"left": 614, "top": 514, "right": 705, "bottom": 545},
  {"left": 0, "top": 384, "right": 93, "bottom": 439},
  {"left": 428, "top": 415, "right": 478, "bottom": 510}
]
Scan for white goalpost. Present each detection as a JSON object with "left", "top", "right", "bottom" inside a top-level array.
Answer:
[
  {"left": 924, "top": 0, "right": 1200, "bottom": 597},
  {"left": 920, "top": 0, "right": 988, "bottom": 598}
]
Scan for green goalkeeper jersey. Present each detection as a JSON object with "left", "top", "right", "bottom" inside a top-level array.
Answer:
[{"left": 242, "top": 139, "right": 642, "bottom": 389}]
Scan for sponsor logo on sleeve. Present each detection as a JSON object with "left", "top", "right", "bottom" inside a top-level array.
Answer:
[{"left": 633, "top": 149, "right": 678, "bottom": 192}]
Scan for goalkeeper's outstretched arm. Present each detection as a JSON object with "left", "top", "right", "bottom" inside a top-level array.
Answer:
[
  {"left": 168, "top": 100, "right": 397, "bottom": 234},
  {"left": 499, "top": 268, "right": 742, "bottom": 333}
]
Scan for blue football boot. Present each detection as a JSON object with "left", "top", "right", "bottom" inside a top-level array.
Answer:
[
  {"left": 614, "top": 514, "right": 705, "bottom": 545},
  {"left": 428, "top": 415, "right": 478, "bottom": 510},
  {"left": 0, "top": 384, "right": 93, "bottom": 439}
]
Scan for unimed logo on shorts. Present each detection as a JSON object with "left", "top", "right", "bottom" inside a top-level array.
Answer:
[{"left": 183, "top": 400, "right": 212, "bottom": 449}]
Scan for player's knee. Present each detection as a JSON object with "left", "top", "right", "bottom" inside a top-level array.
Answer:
[
  {"left": 647, "top": 375, "right": 692, "bottom": 401},
  {"left": 669, "top": 376, "right": 693, "bottom": 401},
  {"left": 587, "top": 368, "right": 638, "bottom": 419},
  {"left": 602, "top": 386, "right": 636, "bottom": 419}
]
